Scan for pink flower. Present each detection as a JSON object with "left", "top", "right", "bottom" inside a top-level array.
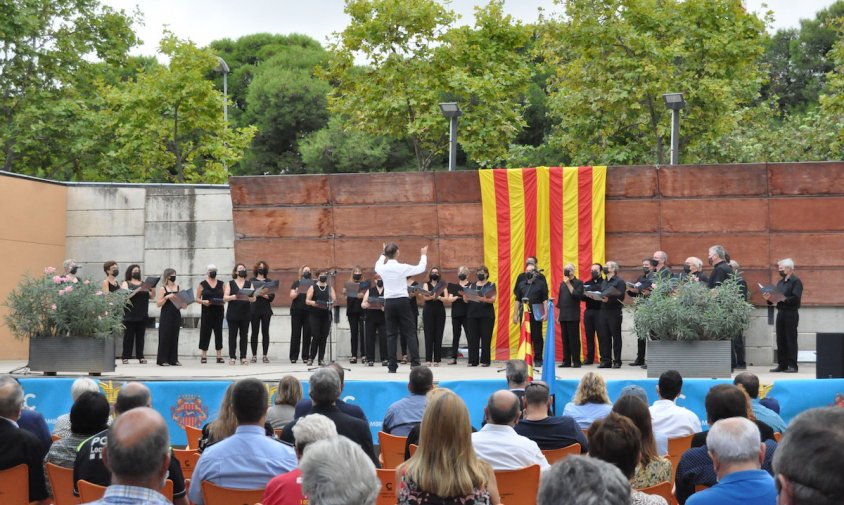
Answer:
[
  {"left": 50, "top": 304, "right": 57, "bottom": 311},
  {"left": 58, "top": 289, "right": 65, "bottom": 296},
  {"left": 52, "top": 276, "right": 62, "bottom": 284},
  {"left": 64, "top": 286, "right": 73, "bottom": 293},
  {"left": 44, "top": 266, "right": 56, "bottom": 274},
  {"left": 95, "top": 290, "right": 103, "bottom": 296},
  {"left": 83, "top": 279, "right": 90, "bottom": 285}
]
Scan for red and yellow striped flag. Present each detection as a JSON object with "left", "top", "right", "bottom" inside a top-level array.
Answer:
[
  {"left": 517, "top": 310, "right": 534, "bottom": 380},
  {"left": 479, "top": 167, "right": 607, "bottom": 360}
]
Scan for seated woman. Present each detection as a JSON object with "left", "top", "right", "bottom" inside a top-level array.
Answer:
[
  {"left": 563, "top": 371, "right": 613, "bottom": 429},
  {"left": 396, "top": 389, "right": 500, "bottom": 505},
  {"left": 52, "top": 378, "right": 102, "bottom": 439},
  {"left": 613, "top": 395, "right": 672, "bottom": 489},
  {"left": 198, "top": 382, "right": 274, "bottom": 451},
  {"left": 267, "top": 375, "right": 302, "bottom": 430}
]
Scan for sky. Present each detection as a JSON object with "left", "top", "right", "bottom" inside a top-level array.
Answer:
[{"left": 100, "top": 0, "right": 838, "bottom": 58}]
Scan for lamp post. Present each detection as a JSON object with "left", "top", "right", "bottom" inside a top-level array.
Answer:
[
  {"left": 439, "top": 102, "right": 463, "bottom": 172},
  {"left": 662, "top": 92, "right": 685, "bottom": 165},
  {"left": 215, "top": 57, "right": 230, "bottom": 123}
]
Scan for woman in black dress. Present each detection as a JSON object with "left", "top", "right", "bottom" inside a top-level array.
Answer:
[
  {"left": 464, "top": 265, "right": 497, "bottom": 367},
  {"left": 156, "top": 268, "right": 186, "bottom": 366},
  {"left": 224, "top": 263, "right": 253, "bottom": 365},
  {"left": 102, "top": 260, "right": 120, "bottom": 293},
  {"left": 197, "top": 264, "right": 225, "bottom": 364},
  {"left": 288, "top": 265, "right": 312, "bottom": 364},
  {"left": 305, "top": 269, "right": 336, "bottom": 366},
  {"left": 121, "top": 264, "right": 151, "bottom": 364},
  {"left": 362, "top": 274, "right": 387, "bottom": 367},
  {"left": 445, "top": 265, "right": 471, "bottom": 365},
  {"left": 343, "top": 266, "right": 366, "bottom": 364},
  {"left": 250, "top": 260, "right": 275, "bottom": 363},
  {"left": 421, "top": 266, "right": 447, "bottom": 366},
  {"left": 403, "top": 276, "right": 420, "bottom": 364}
]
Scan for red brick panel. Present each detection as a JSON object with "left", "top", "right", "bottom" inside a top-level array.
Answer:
[
  {"left": 606, "top": 166, "right": 658, "bottom": 198},
  {"left": 769, "top": 197, "right": 844, "bottom": 232},
  {"left": 769, "top": 233, "right": 844, "bottom": 267},
  {"left": 658, "top": 164, "right": 767, "bottom": 198},
  {"left": 233, "top": 208, "right": 333, "bottom": 239},
  {"left": 659, "top": 233, "right": 770, "bottom": 269},
  {"left": 330, "top": 172, "right": 435, "bottom": 205},
  {"left": 782, "top": 269, "right": 838, "bottom": 306},
  {"left": 235, "top": 239, "right": 334, "bottom": 272},
  {"left": 768, "top": 162, "right": 844, "bottom": 196},
  {"left": 437, "top": 237, "right": 485, "bottom": 270},
  {"left": 434, "top": 171, "right": 482, "bottom": 203},
  {"left": 660, "top": 199, "right": 768, "bottom": 233},
  {"left": 333, "top": 204, "right": 438, "bottom": 238},
  {"left": 605, "top": 234, "right": 661, "bottom": 267},
  {"left": 229, "top": 175, "right": 330, "bottom": 206},
  {"left": 438, "top": 203, "right": 483, "bottom": 237},
  {"left": 606, "top": 200, "right": 660, "bottom": 233},
  {"left": 333, "top": 238, "right": 439, "bottom": 271}
]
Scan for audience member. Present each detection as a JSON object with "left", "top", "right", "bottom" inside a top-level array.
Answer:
[
  {"left": 397, "top": 389, "right": 500, "bottom": 504},
  {"left": 612, "top": 395, "right": 672, "bottom": 488},
  {"left": 589, "top": 413, "right": 668, "bottom": 505},
  {"left": 73, "top": 382, "right": 187, "bottom": 504},
  {"left": 513, "top": 381, "right": 587, "bottom": 452},
  {"left": 618, "top": 385, "right": 667, "bottom": 455},
  {"left": 505, "top": 359, "right": 530, "bottom": 406},
  {"left": 772, "top": 407, "right": 844, "bottom": 505},
  {"left": 690, "top": 385, "right": 774, "bottom": 448},
  {"left": 189, "top": 378, "right": 297, "bottom": 505},
  {"left": 53, "top": 378, "right": 102, "bottom": 439},
  {"left": 0, "top": 375, "right": 48, "bottom": 504},
  {"left": 472, "top": 390, "right": 549, "bottom": 471},
  {"left": 537, "top": 455, "right": 631, "bottom": 505},
  {"left": 649, "top": 370, "right": 701, "bottom": 438},
  {"left": 199, "top": 382, "right": 275, "bottom": 451},
  {"left": 293, "top": 363, "right": 368, "bottom": 422},
  {"left": 300, "top": 436, "right": 380, "bottom": 505},
  {"left": 281, "top": 368, "right": 378, "bottom": 466},
  {"left": 563, "top": 371, "right": 613, "bottom": 429},
  {"left": 733, "top": 372, "right": 787, "bottom": 433},
  {"left": 267, "top": 375, "right": 302, "bottom": 430},
  {"left": 83, "top": 407, "right": 172, "bottom": 505},
  {"left": 686, "top": 417, "right": 777, "bottom": 505},
  {"left": 758, "top": 397, "right": 780, "bottom": 415},
  {"left": 262, "top": 414, "right": 337, "bottom": 505},
  {"left": 383, "top": 366, "right": 433, "bottom": 436}
]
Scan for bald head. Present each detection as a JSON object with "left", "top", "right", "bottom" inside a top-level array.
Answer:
[
  {"left": 114, "top": 382, "right": 151, "bottom": 416},
  {"left": 105, "top": 407, "right": 170, "bottom": 487},
  {"left": 487, "top": 390, "right": 521, "bottom": 426}
]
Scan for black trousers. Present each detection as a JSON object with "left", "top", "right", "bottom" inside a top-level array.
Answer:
[
  {"left": 583, "top": 309, "right": 599, "bottom": 363},
  {"left": 451, "top": 314, "right": 468, "bottom": 359},
  {"left": 423, "top": 303, "right": 446, "bottom": 362},
  {"left": 250, "top": 312, "right": 271, "bottom": 356},
  {"left": 122, "top": 321, "right": 146, "bottom": 359},
  {"left": 598, "top": 310, "right": 623, "bottom": 365},
  {"left": 198, "top": 310, "right": 223, "bottom": 351},
  {"left": 348, "top": 313, "right": 365, "bottom": 358},
  {"left": 530, "top": 318, "right": 544, "bottom": 361},
  {"left": 467, "top": 316, "right": 494, "bottom": 366},
  {"left": 635, "top": 339, "right": 646, "bottom": 362},
  {"left": 561, "top": 320, "right": 581, "bottom": 366},
  {"left": 309, "top": 311, "right": 331, "bottom": 362},
  {"left": 732, "top": 332, "right": 746, "bottom": 367},
  {"left": 776, "top": 309, "right": 799, "bottom": 369},
  {"left": 157, "top": 312, "right": 181, "bottom": 365},
  {"left": 289, "top": 311, "right": 311, "bottom": 362},
  {"left": 385, "top": 298, "right": 420, "bottom": 371},
  {"left": 228, "top": 317, "right": 249, "bottom": 360},
  {"left": 365, "top": 313, "right": 387, "bottom": 363}
]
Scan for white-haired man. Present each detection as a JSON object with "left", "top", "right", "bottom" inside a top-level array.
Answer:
[
  {"left": 300, "top": 436, "right": 380, "bottom": 505},
  {"left": 706, "top": 245, "right": 733, "bottom": 289},
  {"left": 763, "top": 258, "right": 802, "bottom": 373}
]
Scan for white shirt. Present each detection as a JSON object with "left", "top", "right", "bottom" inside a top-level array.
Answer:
[
  {"left": 471, "top": 423, "right": 550, "bottom": 472},
  {"left": 649, "top": 399, "right": 702, "bottom": 438},
  {"left": 374, "top": 254, "right": 427, "bottom": 299}
]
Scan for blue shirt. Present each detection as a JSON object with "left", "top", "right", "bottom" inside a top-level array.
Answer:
[
  {"left": 83, "top": 484, "right": 171, "bottom": 505},
  {"left": 751, "top": 400, "right": 787, "bottom": 434},
  {"left": 686, "top": 469, "right": 777, "bottom": 505},
  {"left": 383, "top": 394, "right": 427, "bottom": 436},
  {"left": 188, "top": 425, "right": 297, "bottom": 505},
  {"left": 562, "top": 402, "right": 612, "bottom": 430}
]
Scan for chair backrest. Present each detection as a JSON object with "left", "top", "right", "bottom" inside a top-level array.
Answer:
[
  {"left": 377, "top": 431, "right": 408, "bottom": 469},
  {"left": 51, "top": 433, "right": 62, "bottom": 442},
  {"left": 666, "top": 434, "right": 695, "bottom": 482},
  {"left": 541, "top": 443, "right": 581, "bottom": 465},
  {"left": 409, "top": 444, "right": 418, "bottom": 458},
  {"left": 46, "top": 463, "right": 80, "bottom": 505},
  {"left": 638, "top": 481, "right": 676, "bottom": 505},
  {"left": 494, "top": 465, "right": 541, "bottom": 505},
  {"left": 694, "top": 484, "right": 710, "bottom": 493},
  {"left": 0, "top": 464, "right": 29, "bottom": 505},
  {"left": 78, "top": 479, "right": 173, "bottom": 502},
  {"left": 173, "top": 448, "right": 200, "bottom": 479},
  {"left": 376, "top": 468, "right": 398, "bottom": 505},
  {"left": 201, "top": 480, "right": 265, "bottom": 505},
  {"left": 185, "top": 425, "right": 203, "bottom": 450}
]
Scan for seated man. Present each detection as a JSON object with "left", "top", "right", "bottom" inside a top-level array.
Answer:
[
  {"left": 300, "top": 436, "right": 380, "bottom": 505},
  {"left": 293, "top": 363, "right": 367, "bottom": 422},
  {"left": 733, "top": 372, "right": 787, "bottom": 433},
  {"left": 0, "top": 376, "right": 48, "bottom": 504},
  {"left": 513, "top": 381, "right": 587, "bottom": 452},
  {"left": 382, "top": 366, "right": 433, "bottom": 436},
  {"left": 650, "top": 370, "right": 701, "bottom": 439},
  {"left": 189, "top": 378, "right": 298, "bottom": 505},
  {"left": 472, "top": 390, "right": 549, "bottom": 471},
  {"left": 686, "top": 417, "right": 777, "bottom": 505},
  {"left": 537, "top": 455, "right": 630, "bottom": 505},
  {"left": 690, "top": 385, "right": 775, "bottom": 448}
]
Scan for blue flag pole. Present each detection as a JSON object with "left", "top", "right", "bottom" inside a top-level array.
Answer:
[{"left": 541, "top": 299, "right": 557, "bottom": 389}]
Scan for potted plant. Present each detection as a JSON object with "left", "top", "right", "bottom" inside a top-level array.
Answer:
[
  {"left": 4, "top": 266, "right": 130, "bottom": 375},
  {"left": 632, "top": 276, "right": 753, "bottom": 378}
]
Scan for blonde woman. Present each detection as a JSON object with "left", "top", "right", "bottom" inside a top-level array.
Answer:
[
  {"left": 563, "top": 371, "right": 613, "bottom": 429},
  {"left": 397, "top": 389, "right": 500, "bottom": 505},
  {"left": 267, "top": 376, "right": 302, "bottom": 429},
  {"left": 200, "top": 382, "right": 275, "bottom": 451}
]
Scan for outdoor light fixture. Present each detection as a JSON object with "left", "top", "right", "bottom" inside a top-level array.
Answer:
[
  {"left": 662, "top": 92, "right": 685, "bottom": 165},
  {"left": 439, "top": 102, "right": 463, "bottom": 172},
  {"left": 216, "top": 57, "right": 230, "bottom": 123}
]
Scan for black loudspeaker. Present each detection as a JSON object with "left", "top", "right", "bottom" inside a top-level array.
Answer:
[{"left": 816, "top": 333, "right": 844, "bottom": 379}]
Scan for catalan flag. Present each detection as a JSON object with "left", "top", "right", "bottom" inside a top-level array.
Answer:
[
  {"left": 479, "top": 167, "right": 607, "bottom": 360},
  {"left": 517, "top": 309, "right": 534, "bottom": 380}
]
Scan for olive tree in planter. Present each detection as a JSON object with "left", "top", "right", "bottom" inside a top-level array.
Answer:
[
  {"left": 4, "top": 267, "right": 130, "bottom": 375},
  {"left": 632, "top": 276, "right": 752, "bottom": 378}
]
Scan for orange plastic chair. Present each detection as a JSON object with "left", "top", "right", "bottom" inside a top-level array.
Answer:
[
  {"left": 51, "top": 433, "right": 62, "bottom": 442},
  {"left": 377, "top": 431, "right": 408, "bottom": 469},
  {"left": 185, "top": 425, "right": 203, "bottom": 450},
  {"left": 46, "top": 463, "right": 79, "bottom": 505},
  {"left": 201, "top": 480, "right": 265, "bottom": 505},
  {"left": 376, "top": 468, "right": 398, "bottom": 505},
  {"left": 773, "top": 432, "right": 782, "bottom": 442},
  {"left": 173, "top": 448, "right": 200, "bottom": 479},
  {"left": 541, "top": 443, "right": 581, "bottom": 464},
  {"left": 409, "top": 444, "right": 418, "bottom": 457},
  {"left": 494, "top": 465, "right": 541, "bottom": 505},
  {"left": 666, "top": 434, "right": 694, "bottom": 482},
  {"left": 79, "top": 479, "right": 174, "bottom": 502},
  {"left": 638, "top": 481, "right": 676, "bottom": 505},
  {"left": 694, "top": 484, "right": 710, "bottom": 493},
  {"left": 0, "top": 464, "right": 29, "bottom": 505}
]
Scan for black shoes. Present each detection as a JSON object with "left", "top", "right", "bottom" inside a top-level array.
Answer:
[
  {"left": 612, "top": 363, "right": 622, "bottom": 369},
  {"left": 573, "top": 363, "right": 581, "bottom": 368},
  {"left": 628, "top": 359, "right": 644, "bottom": 366},
  {"left": 597, "top": 362, "right": 612, "bottom": 368},
  {"left": 583, "top": 360, "right": 594, "bottom": 365},
  {"left": 784, "top": 367, "right": 798, "bottom": 373},
  {"left": 559, "top": 363, "right": 572, "bottom": 368},
  {"left": 770, "top": 366, "right": 785, "bottom": 372}
]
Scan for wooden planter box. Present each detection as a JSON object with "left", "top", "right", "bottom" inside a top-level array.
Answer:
[
  {"left": 29, "top": 335, "right": 116, "bottom": 375},
  {"left": 646, "top": 340, "right": 732, "bottom": 378}
]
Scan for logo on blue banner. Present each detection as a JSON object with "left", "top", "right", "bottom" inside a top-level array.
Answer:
[{"left": 170, "top": 394, "right": 209, "bottom": 430}]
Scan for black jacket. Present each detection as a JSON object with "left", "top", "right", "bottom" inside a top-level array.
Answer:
[
  {"left": 557, "top": 278, "right": 584, "bottom": 322},
  {"left": 0, "top": 418, "right": 48, "bottom": 502},
  {"left": 707, "top": 261, "right": 733, "bottom": 289},
  {"left": 281, "top": 404, "right": 378, "bottom": 468}
]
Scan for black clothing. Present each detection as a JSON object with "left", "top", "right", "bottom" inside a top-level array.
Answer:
[
  {"left": 513, "top": 416, "right": 589, "bottom": 452},
  {"left": 250, "top": 277, "right": 275, "bottom": 315},
  {"left": 515, "top": 276, "right": 549, "bottom": 361},
  {"left": 690, "top": 420, "right": 776, "bottom": 448},
  {"left": 308, "top": 283, "right": 332, "bottom": 362},
  {"left": 557, "top": 278, "right": 584, "bottom": 322},
  {"left": 386, "top": 298, "right": 420, "bottom": 371},
  {"left": 365, "top": 286, "right": 387, "bottom": 363},
  {"left": 289, "top": 280, "right": 312, "bottom": 361},
  {"left": 733, "top": 275, "right": 750, "bottom": 368},
  {"left": 466, "top": 282, "right": 496, "bottom": 366},
  {"left": 122, "top": 284, "right": 149, "bottom": 359},
  {"left": 157, "top": 287, "right": 181, "bottom": 365},
  {"left": 598, "top": 276, "right": 626, "bottom": 366},
  {"left": 422, "top": 281, "right": 446, "bottom": 363},
  {"left": 628, "top": 273, "right": 653, "bottom": 363},
  {"left": 347, "top": 286, "right": 365, "bottom": 358},
  {"left": 449, "top": 281, "right": 471, "bottom": 359},
  {"left": 199, "top": 279, "right": 225, "bottom": 352},
  {"left": 770, "top": 275, "right": 803, "bottom": 370},
  {"left": 290, "top": 279, "right": 310, "bottom": 312},
  {"left": 226, "top": 279, "right": 253, "bottom": 321},
  {"left": 707, "top": 261, "right": 733, "bottom": 289},
  {"left": 123, "top": 282, "right": 150, "bottom": 322},
  {"left": 226, "top": 280, "right": 252, "bottom": 360},
  {"left": 293, "top": 399, "right": 368, "bottom": 422},
  {"left": 600, "top": 276, "right": 627, "bottom": 311},
  {"left": 582, "top": 309, "right": 599, "bottom": 363},
  {"left": 0, "top": 419, "right": 48, "bottom": 502},
  {"left": 280, "top": 404, "right": 378, "bottom": 468},
  {"left": 250, "top": 277, "right": 274, "bottom": 357},
  {"left": 582, "top": 277, "right": 604, "bottom": 311},
  {"left": 107, "top": 280, "right": 120, "bottom": 293}
]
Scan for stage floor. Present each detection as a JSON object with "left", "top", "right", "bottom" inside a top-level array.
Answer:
[{"left": 2, "top": 359, "right": 818, "bottom": 383}]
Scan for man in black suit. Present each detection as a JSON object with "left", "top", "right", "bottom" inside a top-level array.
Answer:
[
  {"left": 707, "top": 244, "right": 733, "bottom": 289},
  {"left": 557, "top": 263, "right": 584, "bottom": 368},
  {"left": 281, "top": 367, "right": 378, "bottom": 467},
  {"left": 293, "top": 363, "right": 368, "bottom": 422},
  {"left": 0, "top": 375, "right": 49, "bottom": 504},
  {"left": 514, "top": 261, "right": 549, "bottom": 366},
  {"left": 597, "top": 261, "right": 626, "bottom": 369}
]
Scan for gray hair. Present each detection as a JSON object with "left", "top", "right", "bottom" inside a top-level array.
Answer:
[
  {"left": 301, "top": 435, "right": 380, "bottom": 505},
  {"left": 729, "top": 260, "right": 740, "bottom": 271},
  {"left": 773, "top": 407, "right": 844, "bottom": 505},
  {"left": 63, "top": 259, "right": 77, "bottom": 272},
  {"left": 292, "top": 414, "right": 338, "bottom": 454},
  {"left": 71, "top": 378, "right": 100, "bottom": 402},
  {"left": 606, "top": 261, "right": 620, "bottom": 273},
  {"left": 107, "top": 408, "right": 170, "bottom": 480},
  {"left": 686, "top": 257, "right": 703, "bottom": 270},
  {"left": 778, "top": 258, "right": 795, "bottom": 269},
  {"left": 709, "top": 245, "right": 727, "bottom": 260},
  {"left": 618, "top": 384, "right": 649, "bottom": 405},
  {"left": 653, "top": 251, "right": 668, "bottom": 263},
  {"left": 707, "top": 417, "right": 761, "bottom": 464},
  {"left": 538, "top": 455, "right": 631, "bottom": 505},
  {"left": 309, "top": 368, "right": 341, "bottom": 405},
  {"left": 505, "top": 360, "right": 528, "bottom": 386},
  {"left": 0, "top": 376, "right": 24, "bottom": 419}
]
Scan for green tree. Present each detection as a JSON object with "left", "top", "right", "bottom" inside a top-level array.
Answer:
[{"left": 299, "top": 116, "right": 391, "bottom": 173}]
